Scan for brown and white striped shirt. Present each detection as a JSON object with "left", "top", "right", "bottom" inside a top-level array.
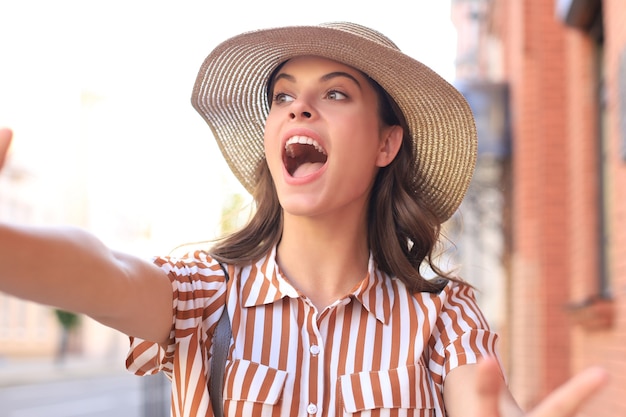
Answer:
[{"left": 126, "top": 246, "right": 499, "bottom": 417}]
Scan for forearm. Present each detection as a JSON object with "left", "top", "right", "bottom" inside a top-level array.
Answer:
[
  {"left": 0, "top": 222, "right": 172, "bottom": 342},
  {"left": 1, "top": 223, "right": 119, "bottom": 310}
]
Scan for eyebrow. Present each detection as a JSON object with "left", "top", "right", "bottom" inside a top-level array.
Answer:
[{"left": 273, "top": 71, "right": 362, "bottom": 89}]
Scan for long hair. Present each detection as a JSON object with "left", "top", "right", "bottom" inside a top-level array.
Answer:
[
  {"left": 367, "top": 81, "right": 453, "bottom": 292},
  {"left": 210, "top": 72, "right": 456, "bottom": 293},
  {"left": 210, "top": 161, "right": 283, "bottom": 263}
]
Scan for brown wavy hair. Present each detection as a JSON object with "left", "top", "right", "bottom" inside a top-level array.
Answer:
[{"left": 210, "top": 70, "right": 456, "bottom": 293}]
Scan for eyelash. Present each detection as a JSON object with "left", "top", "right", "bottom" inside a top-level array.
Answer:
[
  {"left": 272, "top": 92, "right": 292, "bottom": 104},
  {"left": 326, "top": 90, "right": 348, "bottom": 100},
  {"left": 272, "top": 90, "right": 348, "bottom": 104}
]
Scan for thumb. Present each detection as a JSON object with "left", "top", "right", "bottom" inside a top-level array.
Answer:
[{"left": 529, "top": 367, "right": 609, "bottom": 417}]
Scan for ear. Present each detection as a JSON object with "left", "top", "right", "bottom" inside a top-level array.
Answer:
[{"left": 376, "top": 125, "right": 403, "bottom": 167}]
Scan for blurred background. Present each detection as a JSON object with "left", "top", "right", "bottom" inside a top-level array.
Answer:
[{"left": 0, "top": 0, "right": 624, "bottom": 416}]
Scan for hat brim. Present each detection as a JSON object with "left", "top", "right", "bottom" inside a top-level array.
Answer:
[{"left": 191, "top": 23, "right": 477, "bottom": 222}]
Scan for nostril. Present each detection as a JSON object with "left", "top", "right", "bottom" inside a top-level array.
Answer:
[{"left": 289, "top": 111, "right": 312, "bottom": 119}]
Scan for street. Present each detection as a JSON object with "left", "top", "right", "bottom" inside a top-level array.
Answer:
[{"left": 0, "top": 372, "right": 169, "bottom": 417}]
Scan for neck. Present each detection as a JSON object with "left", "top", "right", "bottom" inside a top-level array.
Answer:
[{"left": 277, "top": 210, "right": 370, "bottom": 310}]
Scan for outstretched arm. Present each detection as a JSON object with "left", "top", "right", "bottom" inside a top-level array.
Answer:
[
  {"left": 0, "top": 127, "right": 172, "bottom": 345},
  {"left": 444, "top": 356, "right": 609, "bottom": 417}
]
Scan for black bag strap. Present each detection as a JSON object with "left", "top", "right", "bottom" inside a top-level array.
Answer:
[{"left": 210, "top": 263, "right": 231, "bottom": 417}]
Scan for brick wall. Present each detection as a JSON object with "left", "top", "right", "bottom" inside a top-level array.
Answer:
[
  {"left": 493, "top": 0, "right": 626, "bottom": 415},
  {"left": 504, "top": 0, "right": 572, "bottom": 407}
]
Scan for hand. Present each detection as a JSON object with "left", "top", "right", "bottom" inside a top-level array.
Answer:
[
  {"left": 0, "top": 127, "right": 12, "bottom": 172},
  {"left": 475, "top": 356, "right": 609, "bottom": 417}
]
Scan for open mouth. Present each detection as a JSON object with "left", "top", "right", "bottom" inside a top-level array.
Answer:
[{"left": 283, "top": 135, "right": 328, "bottom": 178}]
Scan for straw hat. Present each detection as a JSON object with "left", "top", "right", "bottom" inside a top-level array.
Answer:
[{"left": 191, "top": 22, "right": 477, "bottom": 222}]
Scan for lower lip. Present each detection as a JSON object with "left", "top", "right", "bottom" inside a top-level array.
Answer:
[{"left": 283, "top": 163, "right": 327, "bottom": 187}]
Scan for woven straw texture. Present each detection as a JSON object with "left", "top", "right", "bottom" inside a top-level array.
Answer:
[{"left": 191, "top": 22, "right": 477, "bottom": 222}]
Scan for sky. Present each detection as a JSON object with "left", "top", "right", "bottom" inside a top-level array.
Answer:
[{"left": 0, "top": 0, "right": 457, "bottom": 253}]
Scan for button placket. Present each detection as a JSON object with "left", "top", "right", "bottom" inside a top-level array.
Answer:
[{"left": 306, "top": 304, "right": 324, "bottom": 417}]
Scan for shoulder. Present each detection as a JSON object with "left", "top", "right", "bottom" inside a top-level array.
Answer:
[
  {"left": 410, "top": 278, "right": 478, "bottom": 307},
  {"left": 424, "top": 279, "right": 493, "bottom": 343},
  {"left": 153, "top": 250, "right": 229, "bottom": 287},
  {"left": 412, "top": 279, "right": 490, "bottom": 331},
  {"left": 436, "top": 279, "right": 480, "bottom": 304}
]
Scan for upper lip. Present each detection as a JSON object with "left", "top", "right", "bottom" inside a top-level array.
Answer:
[{"left": 281, "top": 128, "right": 327, "bottom": 155}]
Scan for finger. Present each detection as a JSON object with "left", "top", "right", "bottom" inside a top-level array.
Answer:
[
  {"left": 475, "top": 356, "right": 504, "bottom": 417},
  {"left": 0, "top": 127, "right": 13, "bottom": 171},
  {"left": 530, "top": 367, "right": 609, "bottom": 417}
]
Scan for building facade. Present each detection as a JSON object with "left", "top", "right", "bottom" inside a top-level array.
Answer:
[{"left": 452, "top": 0, "right": 626, "bottom": 415}]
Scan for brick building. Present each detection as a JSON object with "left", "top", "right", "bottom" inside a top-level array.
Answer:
[{"left": 452, "top": 0, "right": 626, "bottom": 415}]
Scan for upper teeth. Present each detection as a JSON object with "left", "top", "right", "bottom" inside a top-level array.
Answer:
[{"left": 285, "top": 136, "right": 326, "bottom": 155}]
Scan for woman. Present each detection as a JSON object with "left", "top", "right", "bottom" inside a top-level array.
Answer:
[{"left": 0, "top": 22, "right": 607, "bottom": 417}]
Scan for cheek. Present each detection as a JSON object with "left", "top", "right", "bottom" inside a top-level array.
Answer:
[
  {"left": 263, "top": 122, "right": 284, "bottom": 176},
  {"left": 339, "top": 116, "right": 384, "bottom": 156},
  {"left": 263, "top": 115, "right": 279, "bottom": 152}
]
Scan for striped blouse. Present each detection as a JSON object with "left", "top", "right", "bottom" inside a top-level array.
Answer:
[{"left": 126, "top": 246, "right": 499, "bottom": 417}]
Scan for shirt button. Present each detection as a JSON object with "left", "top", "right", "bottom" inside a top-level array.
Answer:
[
  {"left": 307, "top": 403, "right": 318, "bottom": 414},
  {"left": 309, "top": 344, "right": 321, "bottom": 355}
]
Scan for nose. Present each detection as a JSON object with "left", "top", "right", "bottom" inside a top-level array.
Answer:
[
  {"left": 289, "top": 110, "right": 312, "bottom": 119},
  {"left": 288, "top": 98, "right": 314, "bottom": 120}
]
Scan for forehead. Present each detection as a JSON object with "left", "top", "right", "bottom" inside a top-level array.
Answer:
[{"left": 274, "top": 55, "right": 366, "bottom": 80}]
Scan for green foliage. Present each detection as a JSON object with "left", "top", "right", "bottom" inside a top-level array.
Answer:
[{"left": 54, "top": 309, "right": 80, "bottom": 330}]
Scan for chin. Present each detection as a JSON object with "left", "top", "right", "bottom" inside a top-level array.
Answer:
[
  {"left": 280, "top": 202, "right": 319, "bottom": 218},
  {"left": 278, "top": 194, "right": 323, "bottom": 218}
]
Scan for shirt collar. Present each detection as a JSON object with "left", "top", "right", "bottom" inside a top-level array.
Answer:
[
  {"left": 347, "top": 254, "right": 396, "bottom": 324},
  {"left": 240, "top": 246, "right": 396, "bottom": 324},
  {"left": 240, "top": 246, "right": 299, "bottom": 308}
]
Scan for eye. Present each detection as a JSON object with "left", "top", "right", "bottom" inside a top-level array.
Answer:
[
  {"left": 326, "top": 90, "right": 348, "bottom": 100},
  {"left": 273, "top": 92, "right": 294, "bottom": 104}
]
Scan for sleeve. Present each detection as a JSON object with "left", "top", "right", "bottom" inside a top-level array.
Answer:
[
  {"left": 426, "top": 281, "right": 501, "bottom": 387},
  {"left": 125, "top": 251, "right": 228, "bottom": 378}
]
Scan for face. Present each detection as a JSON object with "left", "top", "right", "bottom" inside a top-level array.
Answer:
[{"left": 263, "top": 56, "right": 402, "bottom": 220}]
